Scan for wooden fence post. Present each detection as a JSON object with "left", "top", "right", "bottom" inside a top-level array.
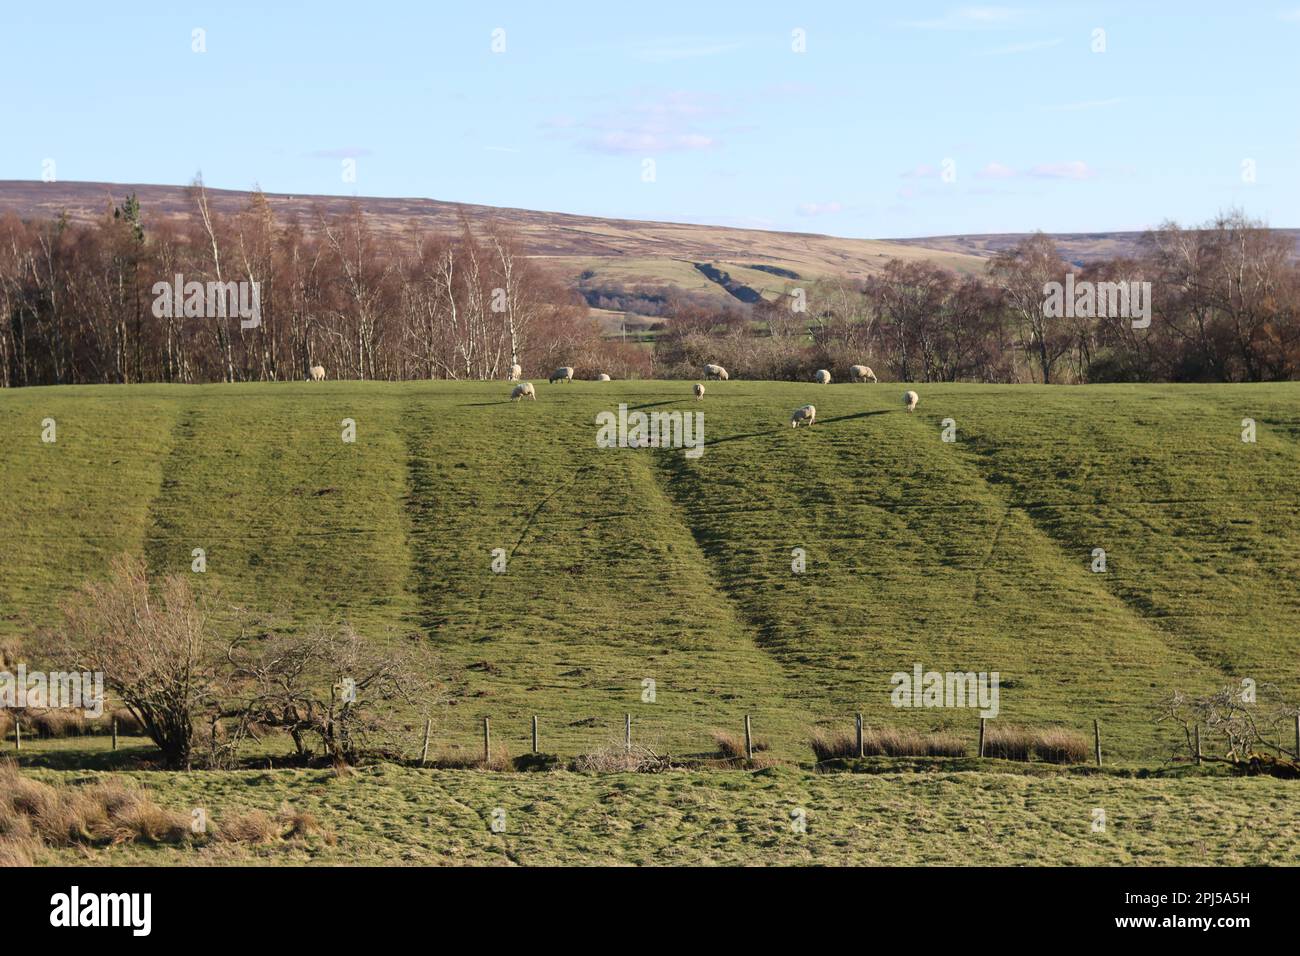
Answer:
[
  {"left": 744, "top": 714, "right": 753, "bottom": 760},
  {"left": 420, "top": 718, "right": 432, "bottom": 766},
  {"left": 112, "top": 717, "right": 118, "bottom": 751},
  {"left": 482, "top": 717, "right": 491, "bottom": 765},
  {"left": 855, "top": 713, "right": 864, "bottom": 758},
  {"left": 978, "top": 718, "right": 986, "bottom": 758},
  {"left": 532, "top": 715, "right": 539, "bottom": 753},
  {"left": 14, "top": 720, "right": 20, "bottom": 751},
  {"left": 625, "top": 713, "right": 632, "bottom": 753},
  {"left": 1294, "top": 714, "right": 1299, "bottom": 760},
  {"left": 1093, "top": 719, "right": 1102, "bottom": 767},
  {"left": 1194, "top": 724, "right": 1201, "bottom": 766}
]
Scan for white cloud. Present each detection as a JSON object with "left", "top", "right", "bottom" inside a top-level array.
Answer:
[
  {"left": 901, "top": 163, "right": 940, "bottom": 179},
  {"left": 976, "top": 162, "right": 1017, "bottom": 179},
  {"left": 796, "top": 201, "right": 844, "bottom": 216},
  {"left": 1028, "top": 161, "right": 1095, "bottom": 180},
  {"left": 308, "top": 147, "right": 372, "bottom": 159}
]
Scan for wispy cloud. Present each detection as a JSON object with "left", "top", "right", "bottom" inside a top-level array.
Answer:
[
  {"left": 308, "top": 147, "right": 372, "bottom": 159},
  {"left": 545, "top": 90, "right": 729, "bottom": 155},
  {"left": 1280, "top": 7, "right": 1300, "bottom": 21},
  {"left": 901, "top": 163, "right": 940, "bottom": 179},
  {"left": 903, "top": 6, "right": 1022, "bottom": 30},
  {"left": 1028, "top": 160, "right": 1095, "bottom": 180},
  {"left": 796, "top": 201, "right": 844, "bottom": 216},
  {"left": 976, "top": 162, "right": 1017, "bottom": 179},
  {"left": 976, "top": 37, "right": 1061, "bottom": 55}
]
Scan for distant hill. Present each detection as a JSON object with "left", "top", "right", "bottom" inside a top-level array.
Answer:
[
  {"left": 2, "top": 181, "right": 1295, "bottom": 309},
  {"left": 889, "top": 229, "right": 1300, "bottom": 266}
]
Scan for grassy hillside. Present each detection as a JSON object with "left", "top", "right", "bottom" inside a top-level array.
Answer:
[{"left": 2, "top": 381, "right": 1297, "bottom": 763}]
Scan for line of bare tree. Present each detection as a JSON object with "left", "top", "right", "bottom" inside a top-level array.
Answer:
[
  {"left": 654, "top": 211, "right": 1300, "bottom": 384},
  {"left": 3, "top": 192, "right": 1296, "bottom": 387},
  {"left": 0, "top": 180, "right": 646, "bottom": 387}
]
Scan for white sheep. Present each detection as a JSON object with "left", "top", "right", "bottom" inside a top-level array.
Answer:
[
  {"left": 815, "top": 369, "right": 831, "bottom": 384},
  {"left": 850, "top": 365, "right": 878, "bottom": 383},
  {"left": 693, "top": 383, "right": 705, "bottom": 401},
  {"left": 596, "top": 373, "right": 611, "bottom": 381},
  {"left": 549, "top": 366, "right": 574, "bottom": 384},
  {"left": 791, "top": 404, "right": 816, "bottom": 428},
  {"left": 903, "top": 390, "right": 919, "bottom": 413},
  {"left": 509, "top": 363, "right": 522, "bottom": 381},
  {"left": 511, "top": 382, "right": 536, "bottom": 401},
  {"left": 704, "top": 363, "right": 729, "bottom": 381},
  {"left": 309, "top": 365, "right": 325, "bottom": 381}
]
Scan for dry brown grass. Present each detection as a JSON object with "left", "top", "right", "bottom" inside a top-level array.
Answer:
[
  {"left": 1035, "top": 728, "right": 1090, "bottom": 764},
  {"left": 983, "top": 725, "right": 1035, "bottom": 761},
  {"left": 0, "top": 638, "right": 20, "bottom": 668},
  {"left": 0, "top": 763, "right": 194, "bottom": 859},
  {"left": 0, "top": 710, "right": 12, "bottom": 741},
  {"left": 711, "top": 729, "right": 770, "bottom": 761},
  {"left": 811, "top": 726, "right": 969, "bottom": 760},
  {"left": 215, "top": 810, "right": 278, "bottom": 845}
]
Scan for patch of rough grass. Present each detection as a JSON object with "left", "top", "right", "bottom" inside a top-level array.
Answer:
[
  {"left": 712, "top": 729, "right": 770, "bottom": 760},
  {"left": 811, "top": 726, "right": 969, "bottom": 760},
  {"left": 0, "top": 763, "right": 334, "bottom": 864}
]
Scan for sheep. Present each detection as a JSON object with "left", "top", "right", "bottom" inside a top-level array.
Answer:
[
  {"left": 903, "top": 389, "right": 919, "bottom": 413},
  {"left": 814, "top": 369, "right": 831, "bottom": 384},
  {"left": 791, "top": 404, "right": 816, "bottom": 428},
  {"left": 704, "top": 363, "right": 729, "bottom": 381},
  {"left": 693, "top": 383, "right": 705, "bottom": 401},
  {"left": 510, "top": 382, "right": 536, "bottom": 402},
  {"left": 549, "top": 366, "right": 574, "bottom": 384},
  {"left": 849, "top": 365, "right": 878, "bottom": 383},
  {"left": 596, "top": 373, "right": 611, "bottom": 381},
  {"left": 309, "top": 365, "right": 325, "bottom": 381},
  {"left": 509, "top": 363, "right": 522, "bottom": 381}
]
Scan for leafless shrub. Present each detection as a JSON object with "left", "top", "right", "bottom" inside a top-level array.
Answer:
[
  {"left": 218, "top": 624, "right": 450, "bottom": 766},
  {"left": 573, "top": 741, "right": 671, "bottom": 773},
  {"left": 1157, "top": 685, "right": 1300, "bottom": 774},
  {"left": 54, "top": 554, "right": 222, "bottom": 769}
]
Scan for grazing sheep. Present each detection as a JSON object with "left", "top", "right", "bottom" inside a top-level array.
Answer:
[
  {"left": 309, "top": 365, "right": 325, "bottom": 381},
  {"left": 903, "top": 390, "right": 919, "bottom": 413},
  {"left": 704, "top": 363, "right": 729, "bottom": 381},
  {"left": 549, "top": 366, "right": 574, "bottom": 384},
  {"left": 693, "top": 383, "right": 705, "bottom": 401},
  {"left": 511, "top": 382, "right": 536, "bottom": 402},
  {"left": 815, "top": 369, "right": 831, "bottom": 384},
  {"left": 509, "top": 363, "right": 522, "bottom": 381},
  {"left": 791, "top": 404, "right": 816, "bottom": 428},
  {"left": 849, "top": 365, "right": 878, "bottom": 383},
  {"left": 596, "top": 373, "right": 611, "bottom": 381}
]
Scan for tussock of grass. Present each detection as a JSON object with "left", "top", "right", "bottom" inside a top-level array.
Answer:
[
  {"left": 0, "top": 763, "right": 335, "bottom": 865},
  {"left": 811, "top": 726, "right": 969, "bottom": 761}
]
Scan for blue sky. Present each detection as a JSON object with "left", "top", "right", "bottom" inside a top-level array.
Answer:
[{"left": 2, "top": 1, "right": 1297, "bottom": 237}]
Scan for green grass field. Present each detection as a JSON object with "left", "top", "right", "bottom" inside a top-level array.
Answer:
[
  {"left": 2, "top": 380, "right": 1298, "bottom": 767},
  {"left": 16, "top": 764, "right": 1300, "bottom": 866}
]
